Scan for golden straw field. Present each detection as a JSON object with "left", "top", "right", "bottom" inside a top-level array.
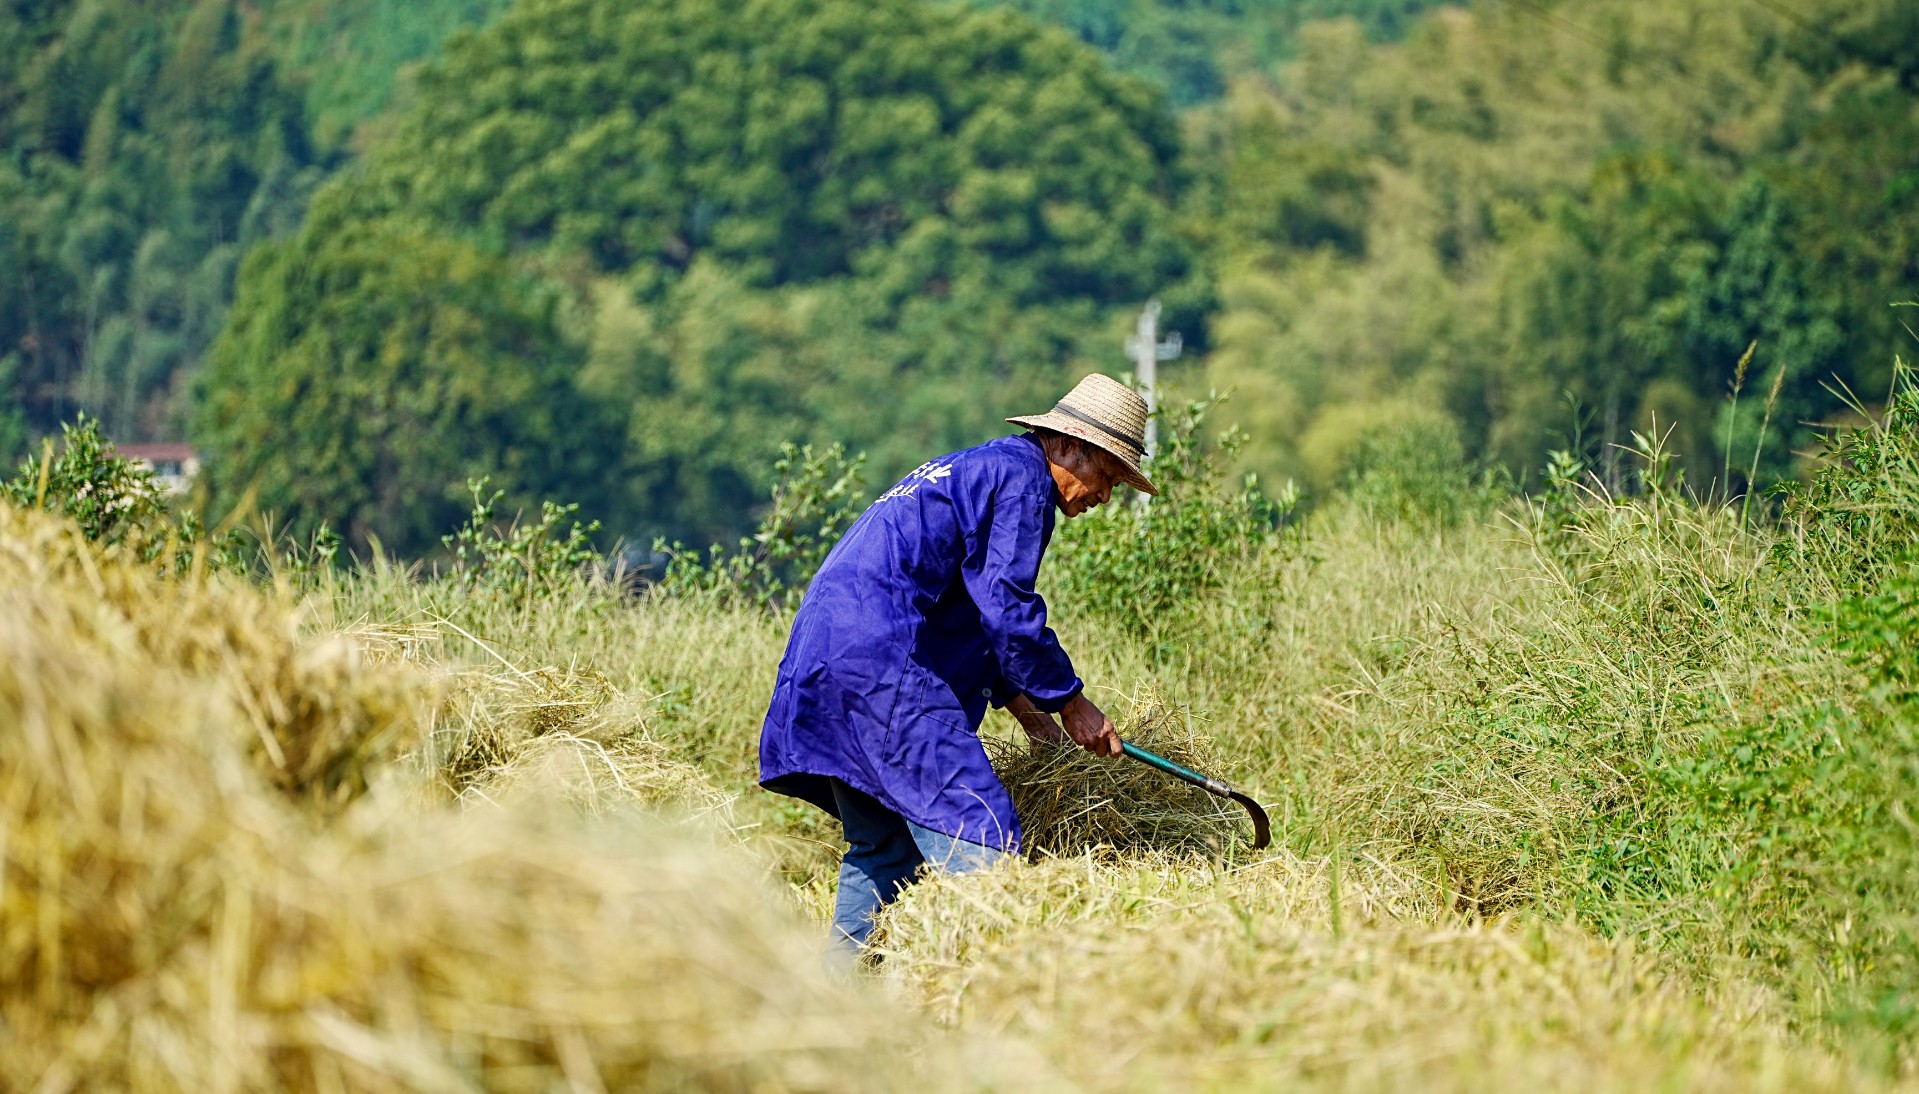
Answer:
[
  {"left": 6, "top": 0, "right": 1917, "bottom": 1087},
  {"left": 5, "top": 387, "right": 1919, "bottom": 1089}
]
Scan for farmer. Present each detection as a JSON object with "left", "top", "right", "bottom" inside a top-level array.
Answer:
[{"left": 759, "top": 373, "right": 1159, "bottom": 957}]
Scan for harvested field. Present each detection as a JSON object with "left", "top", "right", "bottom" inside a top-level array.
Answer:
[
  {"left": 987, "top": 690, "right": 1249, "bottom": 859},
  {"left": 0, "top": 506, "right": 981, "bottom": 1091},
  {"left": 7, "top": 388, "right": 1919, "bottom": 1093}
]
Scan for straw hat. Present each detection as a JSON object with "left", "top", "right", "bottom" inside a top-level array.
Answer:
[{"left": 1007, "top": 374, "right": 1159, "bottom": 496}]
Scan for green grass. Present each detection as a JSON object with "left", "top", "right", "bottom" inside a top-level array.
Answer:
[
  {"left": 7, "top": 368, "right": 1919, "bottom": 1088},
  {"left": 306, "top": 369, "right": 1919, "bottom": 1085}
]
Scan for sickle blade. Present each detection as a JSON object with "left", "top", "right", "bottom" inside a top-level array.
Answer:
[
  {"left": 1228, "top": 790, "right": 1271, "bottom": 850},
  {"left": 1118, "top": 740, "right": 1269, "bottom": 851}
]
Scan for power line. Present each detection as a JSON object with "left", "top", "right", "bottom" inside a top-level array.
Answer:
[
  {"left": 1736, "top": 0, "right": 1850, "bottom": 56},
  {"left": 1740, "top": 0, "right": 1820, "bottom": 34},
  {"left": 1485, "top": 0, "right": 1730, "bottom": 100}
]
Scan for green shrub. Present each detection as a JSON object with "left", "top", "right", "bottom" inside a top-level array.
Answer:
[
  {"left": 2, "top": 415, "right": 239, "bottom": 573},
  {"left": 1338, "top": 406, "right": 1486, "bottom": 525},
  {"left": 653, "top": 443, "right": 867, "bottom": 611},
  {"left": 442, "top": 476, "right": 604, "bottom": 597},
  {"left": 1782, "top": 357, "right": 1919, "bottom": 589},
  {"left": 5, "top": 416, "right": 171, "bottom": 545},
  {"left": 1046, "top": 394, "right": 1292, "bottom": 642}
]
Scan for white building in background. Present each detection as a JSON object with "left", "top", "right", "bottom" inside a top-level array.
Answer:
[{"left": 118, "top": 443, "right": 199, "bottom": 496}]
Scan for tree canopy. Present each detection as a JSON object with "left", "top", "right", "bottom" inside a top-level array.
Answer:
[
  {"left": 0, "top": 0, "right": 318, "bottom": 452},
  {"left": 971, "top": 0, "right": 1444, "bottom": 106},
  {"left": 12, "top": 0, "right": 1915, "bottom": 553},
  {"left": 1194, "top": 0, "right": 1919, "bottom": 494},
  {"left": 328, "top": 0, "right": 1191, "bottom": 299},
  {"left": 199, "top": 0, "right": 1200, "bottom": 551},
  {"left": 0, "top": 0, "right": 514, "bottom": 461},
  {"left": 196, "top": 219, "right": 609, "bottom": 551}
]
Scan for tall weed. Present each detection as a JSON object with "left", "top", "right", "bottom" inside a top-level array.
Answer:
[
  {"left": 3, "top": 415, "right": 241, "bottom": 572},
  {"left": 441, "top": 475, "right": 605, "bottom": 596},
  {"left": 1046, "top": 394, "right": 1293, "bottom": 645},
  {"left": 653, "top": 442, "right": 866, "bottom": 610}
]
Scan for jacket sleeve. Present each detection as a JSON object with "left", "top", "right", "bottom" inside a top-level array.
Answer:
[{"left": 961, "top": 489, "right": 1082, "bottom": 713}]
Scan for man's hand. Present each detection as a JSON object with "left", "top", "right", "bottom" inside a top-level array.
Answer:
[
  {"left": 1006, "top": 693, "right": 1066, "bottom": 747},
  {"left": 1060, "top": 691, "right": 1121, "bottom": 758}
]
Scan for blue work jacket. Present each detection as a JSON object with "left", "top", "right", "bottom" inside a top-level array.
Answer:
[{"left": 759, "top": 432, "right": 1082, "bottom": 852}]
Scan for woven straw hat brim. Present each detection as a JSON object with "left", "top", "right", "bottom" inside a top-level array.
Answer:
[
  {"left": 1009, "top": 411, "right": 1158, "bottom": 496},
  {"left": 1009, "top": 373, "right": 1159, "bottom": 496},
  {"left": 1007, "top": 411, "right": 1159, "bottom": 497}
]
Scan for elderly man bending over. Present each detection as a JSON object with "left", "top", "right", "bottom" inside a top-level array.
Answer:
[{"left": 758, "top": 374, "right": 1158, "bottom": 958}]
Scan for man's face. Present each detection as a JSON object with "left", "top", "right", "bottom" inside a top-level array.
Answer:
[{"left": 1052, "top": 440, "right": 1127, "bottom": 518}]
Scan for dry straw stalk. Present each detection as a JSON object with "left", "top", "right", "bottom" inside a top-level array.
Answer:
[{"left": 988, "top": 689, "right": 1249, "bottom": 859}]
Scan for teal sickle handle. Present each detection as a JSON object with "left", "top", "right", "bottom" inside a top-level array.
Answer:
[
  {"left": 1121, "top": 741, "right": 1231, "bottom": 795},
  {"left": 1120, "top": 741, "right": 1271, "bottom": 850}
]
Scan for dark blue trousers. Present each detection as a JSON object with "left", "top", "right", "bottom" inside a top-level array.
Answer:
[{"left": 829, "top": 778, "right": 1007, "bottom": 954}]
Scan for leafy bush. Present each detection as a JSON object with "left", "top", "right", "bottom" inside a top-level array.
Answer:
[
  {"left": 1046, "top": 394, "right": 1292, "bottom": 639},
  {"left": 1336, "top": 405, "right": 1487, "bottom": 525},
  {"left": 1527, "top": 447, "right": 1591, "bottom": 539},
  {"left": 1830, "top": 563, "right": 1919, "bottom": 705},
  {"left": 1781, "top": 357, "right": 1919, "bottom": 588},
  {"left": 2, "top": 415, "right": 239, "bottom": 572},
  {"left": 442, "top": 476, "right": 604, "bottom": 597},
  {"left": 1800, "top": 363, "right": 1919, "bottom": 703},
  {"left": 653, "top": 443, "right": 867, "bottom": 611},
  {"left": 5, "top": 416, "right": 169, "bottom": 543}
]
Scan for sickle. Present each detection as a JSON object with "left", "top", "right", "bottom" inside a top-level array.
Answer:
[{"left": 1119, "top": 741, "right": 1271, "bottom": 851}]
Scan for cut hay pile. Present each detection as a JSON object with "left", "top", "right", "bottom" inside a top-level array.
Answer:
[
  {"left": 879, "top": 854, "right": 1881, "bottom": 1092},
  {"left": 987, "top": 690, "right": 1250, "bottom": 859},
  {"left": 434, "top": 665, "right": 734, "bottom": 821},
  {"left": 0, "top": 503, "right": 973, "bottom": 1091}
]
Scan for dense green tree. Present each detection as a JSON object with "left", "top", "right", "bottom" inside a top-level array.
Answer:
[
  {"left": 1198, "top": 0, "right": 1918, "bottom": 496},
  {"left": 0, "top": 0, "right": 519, "bottom": 462},
  {"left": 254, "top": 0, "right": 518, "bottom": 147},
  {"left": 209, "top": 0, "right": 1199, "bottom": 547},
  {"left": 1477, "top": 154, "right": 1726, "bottom": 482},
  {"left": 0, "top": 0, "right": 320, "bottom": 450},
  {"left": 576, "top": 261, "right": 1123, "bottom": 540},
  {"left": 195, "top": 219, "right": 609, "bottom": 554},
  {"left": 1769, "top": 68, "right": 1919, "bottom": 401},
  {"left": 326, "top": 0, "right": 1190, "bottom": 301}
]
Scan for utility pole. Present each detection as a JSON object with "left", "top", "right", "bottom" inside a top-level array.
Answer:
[{"left": 1124, "top": 299, "right": 1182, "bottom": 460}]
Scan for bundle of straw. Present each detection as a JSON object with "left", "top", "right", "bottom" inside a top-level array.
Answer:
[
  {"left": 987, "top": 690, "right": 1246, "bottom": 859},
  {"left": 479, "top": 729, "right": 734, "bottom": 819},
  {"left": 0, "top": 503, "right": 957, "bottom": 1092},
  {"left": 434, "top": 665, "right": 734, "bottom": 820}
]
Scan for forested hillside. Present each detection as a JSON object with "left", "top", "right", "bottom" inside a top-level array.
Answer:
[
  {"left": 6, "top": 0, "right": 1918, "bottom": 555},
  {"left": 0, "top": 0, "right": 315, "bottom": 454},
  {"left": 4, "top": 0, "right": 1440, "bottom": 551},
  {"left": 195, "top": 0, "right": 1203, "bottom": 553},
  {"left": 1194, "top": 0, "right": 1919, "bottom": 495},
  {"left": 0, "top": 0, "right": 512, "bottom": 459}
]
